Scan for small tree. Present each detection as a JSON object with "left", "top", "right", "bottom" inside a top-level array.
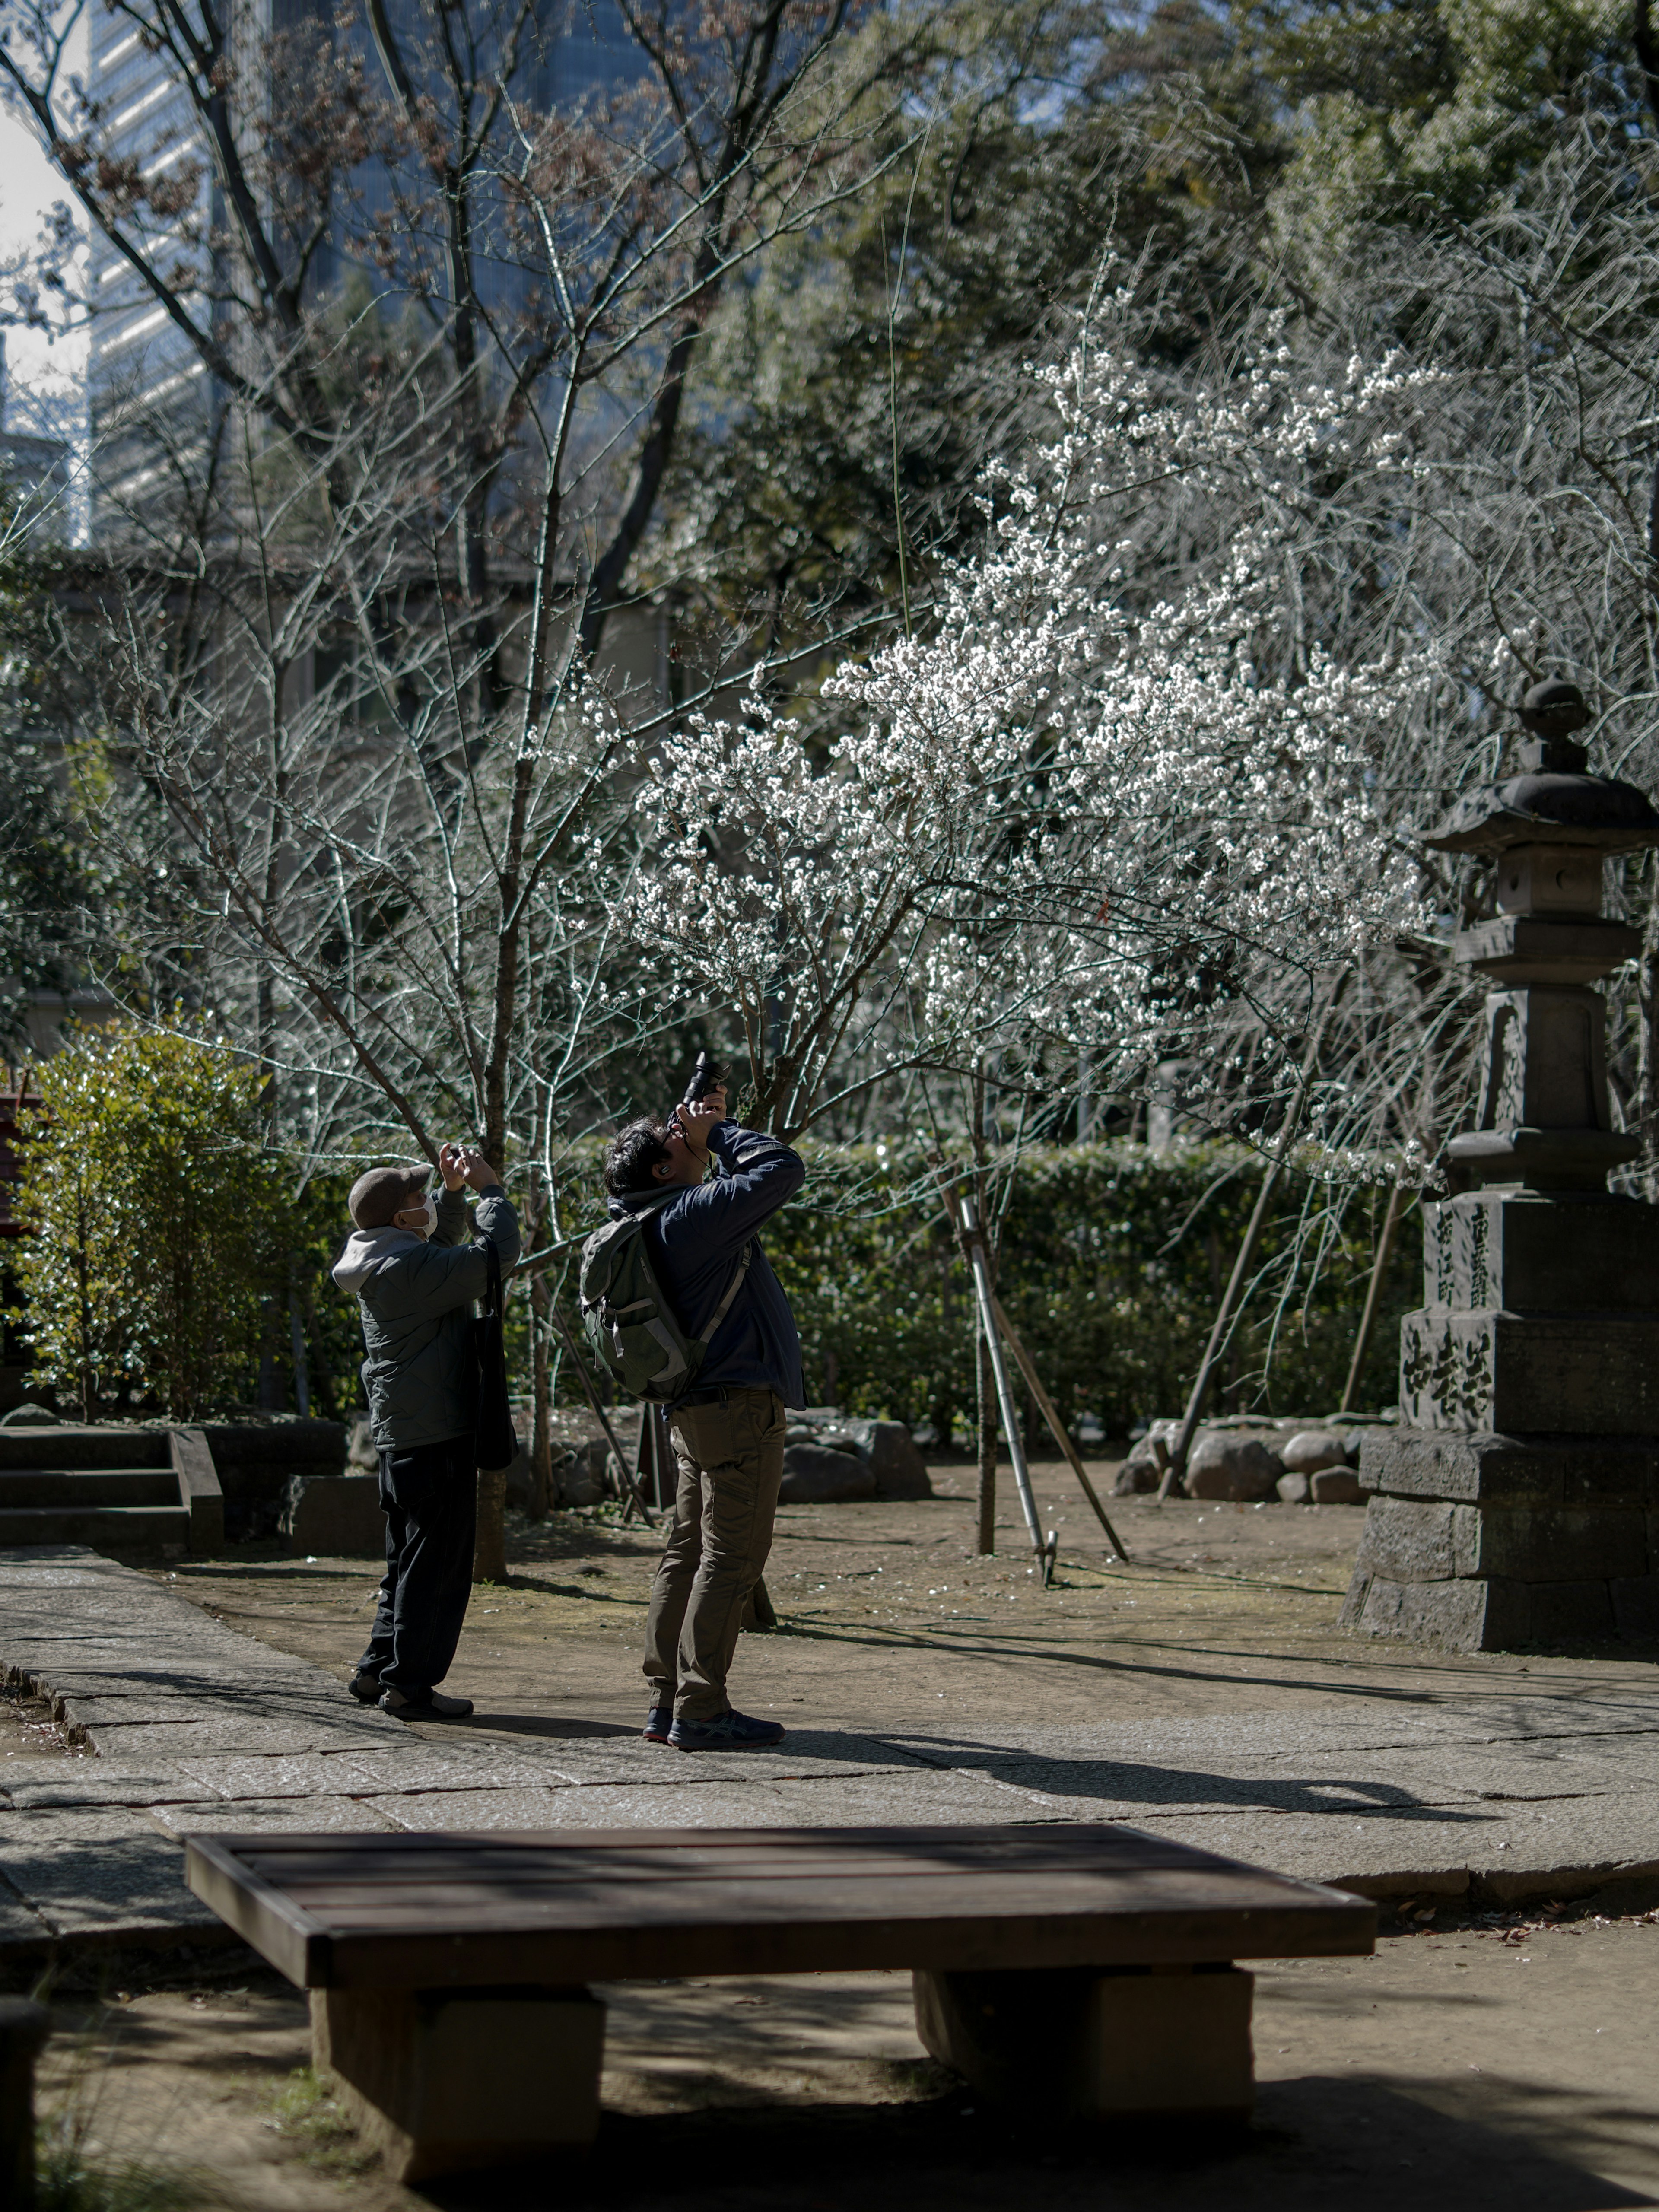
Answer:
[{"left": 12, "top": 1024, "right": 291, "bottom": 1418}]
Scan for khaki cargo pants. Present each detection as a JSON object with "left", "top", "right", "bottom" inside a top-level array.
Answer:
[{"left": 643, "top": 1387, "right": 786, "bottom": 1722}]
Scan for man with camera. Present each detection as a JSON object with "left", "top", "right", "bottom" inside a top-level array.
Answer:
[
  {"left": 334, "top": 1141, "right": 519, "bottom": 1720},
  {"left": 602, "top": 1080, "right": 804, "bottom": 1750}
]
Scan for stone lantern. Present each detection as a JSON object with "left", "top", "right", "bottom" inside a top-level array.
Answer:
[{"left": 1341, "top": 678, "right": 1659, "bottom": 1648}]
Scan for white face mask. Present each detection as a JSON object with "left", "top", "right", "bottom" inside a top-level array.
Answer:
[{"left": 402, "top": 1193, "right": 438, "bottom": 1239}]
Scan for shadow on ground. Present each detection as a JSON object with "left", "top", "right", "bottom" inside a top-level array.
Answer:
[{"left": 417, "top": 2074, "right": 1655, "bottom": 2212}]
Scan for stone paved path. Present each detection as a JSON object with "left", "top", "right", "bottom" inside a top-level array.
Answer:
[{"left": 4, "top": 1543, "right": 1659, "bottom": 1959}]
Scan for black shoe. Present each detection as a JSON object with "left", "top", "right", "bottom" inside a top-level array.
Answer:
[
  {"left": 379, "top": 1686, "right": 474, "bottom": 1720},
  {"left": 668, "top": 1709, "right": 785, "bottom": 1751},
  {"left": 348, "top": 1671, "right": 382, "bottom": 1704},
  {"left": 643, "top": 1705, "right": 673, "bottom": 1743}
]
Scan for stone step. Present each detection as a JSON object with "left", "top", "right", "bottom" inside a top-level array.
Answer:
[
  {"left": 0, "top": 1427, "right": 172, "bottom": 1472},
  {"left": 0, "top": 1468, "right": 181, "bottom": 1507},
  {"left": 0, "top": 1503, "right": 191, "bottom": 1548}
]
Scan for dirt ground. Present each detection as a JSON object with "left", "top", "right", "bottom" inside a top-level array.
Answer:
[
  {"left": 35, "top": 1909, "right": 1659, "bottom": 2212},
  {"left": 165, "top": 1456, "right": 1659, "bottom": 1739},
  {"left": 25, "top": 1458, "right": 1659, "bottom": 2209}
]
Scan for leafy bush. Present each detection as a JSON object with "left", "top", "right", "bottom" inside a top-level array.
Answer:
[{"left": 10, "top": 1024, "right": 293, "bottom": 1419}]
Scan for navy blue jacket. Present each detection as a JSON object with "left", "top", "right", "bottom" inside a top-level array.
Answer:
[{"left": 611, "top": 1121, "right": 805, "bottom": 1407}]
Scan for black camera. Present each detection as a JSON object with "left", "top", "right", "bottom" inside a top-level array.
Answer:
[{"left": 682, "top": 1051, "right": 728, "bottom": 1105}]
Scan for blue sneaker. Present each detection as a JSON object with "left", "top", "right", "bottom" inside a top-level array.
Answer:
[
  {"left": 668, "top": 1709, "right": 786, "bottom": 1752},
  {"left": 643, "top": 1706, "right": 674, "bottom": 1743}
]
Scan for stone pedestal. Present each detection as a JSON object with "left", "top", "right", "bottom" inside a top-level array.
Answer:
[
  {"left": 912, "top": 1965, "right": 1254, "bottom": 2120},
  {"left": 1343, "top": 683, "right": 1659, "bottom": 1652},
  {"left": 311, "top": 1984, "right": 604, "bottom": 2183}
]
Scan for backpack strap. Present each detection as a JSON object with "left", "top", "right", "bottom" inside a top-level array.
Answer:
[{"left": 700, "top": 1240, "right": 752, "bottom": 1345}]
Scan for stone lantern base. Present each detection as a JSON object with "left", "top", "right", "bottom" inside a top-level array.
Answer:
[
  {"left": 1341, "top": 1428, "right": 1659, "bottom": 1650},
  {"left": 1341, "top": 1189, "right": 1659, "bottom": 1652}
]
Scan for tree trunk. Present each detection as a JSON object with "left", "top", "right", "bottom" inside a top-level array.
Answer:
[
  {"left": 529, "top": 1268, "right": 553, "bottom": 1521},
  {"left": 473, "top": 1468, "right": 508, "bottom": 1583},
  {"left": 975, "top": 1321, "right": 996, "bottom": 1556}
]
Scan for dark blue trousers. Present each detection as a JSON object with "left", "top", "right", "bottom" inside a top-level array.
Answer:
[{"left": 356, "top": 1433, "right": 476, "bottom": 1697}]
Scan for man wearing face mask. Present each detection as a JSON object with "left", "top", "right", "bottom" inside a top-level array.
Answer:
[{"left": 332, "top": 1142, "right": 519, "bottom": 1719}]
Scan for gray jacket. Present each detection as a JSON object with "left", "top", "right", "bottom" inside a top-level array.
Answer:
[{"left": 331, "top": 1185, "right": 521, "bottom": 1451}]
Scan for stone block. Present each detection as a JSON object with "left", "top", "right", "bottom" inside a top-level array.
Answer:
[
  {"left": 279, "top": 1473, "right": 385, "bottom": 1557},
  {"left": 1400, "top": 1309, "right": 1659, "bottom": 1434},
  {"left": 1184, "top": 1433, "right": 1282, "bottom": 1501},
  {"left": 1309, "top": 1469, "right": 1365, "bottom": 1506},
  {"left": 1612, "top": 1576, "right": 1659, "bottom": 1637},
  {"left": 1528, "top": 1580, "right": 1616, "bottom": 1643},
  {"left": 1359, "top": 1429, "right": 1658, "bottom": 1507},
  {"left": 1421, "top": 1192, "right": 1659, "bottom": 1313},
  {"left": 1343, "top": 1571, "right": 1533, "bottom": 1651},
  {"left": 311, "top": 1984, "right": 603, "bottom": 2183},
  {"left": 170, "top": 1428, "right": 223, "bottom": 1555},
  {"left": 779, "top": 1445, "right": 877, "bottom": 1504},
  {"left": 1458, "top": 1507, "right": 1646, "bottom": 1584},
  {"left": 1275, "top": 1472, "right": 1310, "bottom": 1505},
  {"left": 913, "top": 1965, "right": 1253, "bottom": 2120},
  {"left": 1354, "top": 1498, "right": 1466, "bottom": 1584}
]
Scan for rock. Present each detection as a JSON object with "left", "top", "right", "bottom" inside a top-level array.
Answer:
[
  {"left": 1114, "top": 1418, "right": 1178, "bottom": 1494},
  {"left": 779, "top": 1443, "right": 878, "bottom": 1504},
  {"left": 1184, "top": 1432, "right": 1284, "bottom": 1502},
  {"left": 862, "top": 1421, "right": 934, "bottom": 1499},
  {"left": 1310, "top": 1466, "right": 1366, "bottom": 1506},
  {"left": 1281, "top": 1429, "right": 1351, "bottom": 1476},
  {"left": 0, "top": 1402, "right": 60, "bottom": 1426},
  {"left": 346, "top": 1417, "right": 378, "bottom": 1472},
  {"left": 556, "top": 1442, "right": 609, "bottom": 1508},
  {"left": 1276, "top": 1470, "right": 1311, "bottom": 1505},
  {"left": 786, "top": 1413, "right": 934, "bottom": 1499},
  {"left": 279, "top": 1472, "right": 385, "bottom": 1556}
]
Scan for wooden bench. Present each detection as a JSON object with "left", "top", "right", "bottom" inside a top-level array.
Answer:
[{"left": 185, "top": 1823, "right": 1373, "bottom": 2181}]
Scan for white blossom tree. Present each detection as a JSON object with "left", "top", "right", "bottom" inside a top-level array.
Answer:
[{"left": 619, "top": 308, "right": 1435, "bottom": 1147}]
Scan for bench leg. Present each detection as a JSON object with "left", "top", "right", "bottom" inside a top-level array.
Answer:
[
  {"left": 913, "top": 1964, "right": 1253, "bottom": 2121},
  {"left": 311, "top": 1985, "right": 604, "bottom": 2183},
  {"left": 1, "top": 1998, "right": 51, "bottom": 2210}
]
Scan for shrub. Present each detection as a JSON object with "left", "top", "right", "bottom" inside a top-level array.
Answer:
[{"left": 10, "top": 1023, "right": 293, "bottom": 1419}]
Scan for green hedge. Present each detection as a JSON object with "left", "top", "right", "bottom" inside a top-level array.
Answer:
[
  {"left": 35, "top": 1139, "right": 1411, "bottom": 1433},
  {"left": 536, "top": 1140, "right": 1419, "bottom": 1442}
]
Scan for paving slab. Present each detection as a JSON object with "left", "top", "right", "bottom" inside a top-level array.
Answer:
[
  {"left": 0, "top": 1808, "right": 220, "bottom": 1941},
  {"left": 3, "top": 1764, "right": 216, "bottom": 1810},
  {"left": 1136, "top": 1789, "right": 1659, "bottom": 1903},
  {"left": 7, "top": 1543, "right": 1659, "bottom": 1954},
  {"left": 145, "top": 1798, "right": 401, "bottom": 1836},
  {"left": 366, "top": 1771, "right": 1055, "bottom": 1831}
]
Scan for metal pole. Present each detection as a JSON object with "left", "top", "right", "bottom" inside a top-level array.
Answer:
[
  {"left": 1339, "top": 1182, "right": 1406, "bottom": 1414},
  {"left": 959, "top": 1195, "right": 1054, "bottom": 1578}
]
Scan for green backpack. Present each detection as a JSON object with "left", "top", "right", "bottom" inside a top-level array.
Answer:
[{"left": 578, "top": 1194, "right": 751, "bottom": 1402}]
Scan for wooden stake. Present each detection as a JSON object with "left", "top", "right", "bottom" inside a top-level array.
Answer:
[{"left": 988, "top": 1291, "right": 1131, "bottom": 1562}]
